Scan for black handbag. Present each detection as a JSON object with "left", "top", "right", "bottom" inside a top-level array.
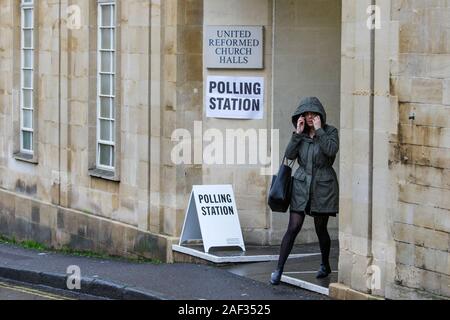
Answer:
[{"left": 268, "top": 157, "right": 295, "bottom": 212}]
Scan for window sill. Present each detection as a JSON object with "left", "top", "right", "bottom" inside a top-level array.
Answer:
[
  {"left": 14, "top": 152, "right": 38, "bottom": 165},
  {"left": 88, "top": 168, "right": 120, "bottom": 182}
]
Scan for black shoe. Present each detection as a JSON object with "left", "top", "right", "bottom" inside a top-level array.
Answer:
[
  {"left": 316, "top": 263, "right": 332, "bottom": 279},
  {"left": 270, "top": 269, "right": 283, "bottom": 285}
]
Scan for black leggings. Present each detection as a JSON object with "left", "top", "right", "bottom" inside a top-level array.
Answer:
[{"left": 276, "top": 211, "right": 331, "bottom": 271}]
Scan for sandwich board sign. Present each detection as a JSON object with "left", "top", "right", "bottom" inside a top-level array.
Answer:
[{"left": 179, "top": 185, "right": 246, "bottom": 253}]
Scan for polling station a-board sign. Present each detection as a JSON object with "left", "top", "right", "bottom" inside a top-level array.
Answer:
[
  {"left": 179, "top": 185, "right": 246, "bottom": 253},
  {"left": 206, "top": 76, "right": 265, "bottom": 120}
]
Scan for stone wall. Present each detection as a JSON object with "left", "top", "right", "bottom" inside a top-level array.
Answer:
[
  {"left": 388, "top": 0, "right": 450, "bottom": 299},
  {"left": 336, "top": 0, "right": 450, "bottom": 299},
  {"left": 0, "top": 188, "right": 173, "bottom": 262},
  {"left": 0, "top": 0, "right": 204, "bottom": 262}
]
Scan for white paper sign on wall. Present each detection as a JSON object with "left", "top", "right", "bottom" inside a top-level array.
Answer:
[
  {"left": 206, "top": 76, "right": 265, "bottom": 120},
  {"left": 179, "top": 185, "right": 246, "bottom": 253}
]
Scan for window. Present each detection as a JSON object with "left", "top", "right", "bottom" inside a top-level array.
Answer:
[
  {"left": 97, "top": 1, "right": 116, "bottom": 171},
  {"left": 20, "top": 0, "right": 34, "bottom": 154}
]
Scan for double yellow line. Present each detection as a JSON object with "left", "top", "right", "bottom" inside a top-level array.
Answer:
[{"left": 0, "top": 281, "right": 75, "bottom": 300}]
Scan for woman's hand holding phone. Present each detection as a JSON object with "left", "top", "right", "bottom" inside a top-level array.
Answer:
[{"left": 296, "top": 116, "right": 305, "bottom": 134}]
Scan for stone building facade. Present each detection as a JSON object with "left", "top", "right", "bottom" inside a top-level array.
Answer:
[{"left": 0, "top": 0, "right": 449, "bottom": 299}]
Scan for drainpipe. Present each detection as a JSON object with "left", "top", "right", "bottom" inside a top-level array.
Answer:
[
  {"left": 58, "top": 0, "right": 62, "bottom": 206},
  {"left": 147, "top": 0, "right": 152, "bottom": 231},
  {"left": 368, "top": 0, "right": 376, "bottom": 291}
]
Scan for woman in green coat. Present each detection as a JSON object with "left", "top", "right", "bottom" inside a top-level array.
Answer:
[{"left": 271, "top": 97, "right": 339, "bottom": 285}]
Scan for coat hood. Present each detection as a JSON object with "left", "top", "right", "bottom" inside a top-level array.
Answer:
[{"left": 292, "top": 97, "right": 327, "bottom": 128}]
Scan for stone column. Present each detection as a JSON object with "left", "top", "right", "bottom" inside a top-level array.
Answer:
[
  {"left": 371, "top": 0, "right": 397, "bottom": 298},
  {"left": 153, "top": 0, "right": 204, "bottom": 237},
  {"left": 0, "top": 0, "right": 14, "bottom": 173},
  {"left": 338, "top": 0, "right": 375, "bottom": 294},
  {"left": 149, "top": 0, "right": 162, "bottom": 234}
]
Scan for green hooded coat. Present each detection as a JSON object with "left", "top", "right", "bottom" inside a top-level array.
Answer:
[{"left": 285, "top": 97, "right": 339, "bottom": 215}]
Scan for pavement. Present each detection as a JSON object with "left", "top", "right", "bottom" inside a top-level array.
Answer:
[
  {"left": 0, "top": 242, "right": 330, "bottom": 300},
  {"left": 220, "top": 242, "right": 339, "bottom": 291}
]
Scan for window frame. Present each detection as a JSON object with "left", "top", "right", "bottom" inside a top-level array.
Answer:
[
  {"left": 96, "top": 0, "right": 117, "bottom": 172},
  {"left": 20, "top": 0, "right": 35, "bottom": 155}
]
